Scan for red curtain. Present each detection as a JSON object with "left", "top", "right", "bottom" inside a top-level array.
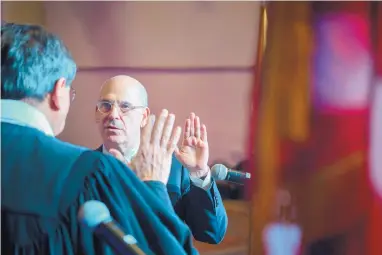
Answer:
[{"left": 368, "top": 3, "right": 382, "bottom": 255}]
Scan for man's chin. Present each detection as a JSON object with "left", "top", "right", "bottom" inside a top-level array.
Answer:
[{"left": 105, "top": 134, "right": 124, "bottom": 143}]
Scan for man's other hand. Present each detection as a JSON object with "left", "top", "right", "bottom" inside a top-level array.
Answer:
[{"left": 175, "top": 112, "right": 210, "bottom": 178}]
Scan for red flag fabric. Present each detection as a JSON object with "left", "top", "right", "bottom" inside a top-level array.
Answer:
[
  {"left": 368, "top": 3, "right": 382, "bottom": 255},
  {"left": 248, "top": 2, "right": 379, "bottom": 254}
]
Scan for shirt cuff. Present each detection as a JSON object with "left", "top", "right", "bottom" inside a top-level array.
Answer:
[{"left": 189, "top": 170, "right": 212, "bottom": 190}]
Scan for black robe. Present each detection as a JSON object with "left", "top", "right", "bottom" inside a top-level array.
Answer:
[{"left": 1, "top": 122, "right": 199, "bottom": 255}]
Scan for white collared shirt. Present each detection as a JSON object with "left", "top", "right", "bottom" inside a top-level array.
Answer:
[
  {"left": 101, "top": 145, "right": 212, "bottom": 190},
  {"left": 1, "top": 99, "right": 54, "bottom": 136}
]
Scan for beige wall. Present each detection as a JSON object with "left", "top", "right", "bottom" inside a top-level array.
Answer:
[
  {"left": 1, "top": 1, "right": 45, "bottom": 25},
  {"left": 44, "top": 1, "right": 260, "bottom": 68},
  {"left": 2, "top": 1, "right": 259, "bottom": 165}
]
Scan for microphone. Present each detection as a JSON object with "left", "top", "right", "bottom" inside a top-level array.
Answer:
[
  {"left": 211, "top": 164, "right": 251, "bottom": 185},
  {"left": 78, "top": 200, "right": 146, "bottom": 255}
]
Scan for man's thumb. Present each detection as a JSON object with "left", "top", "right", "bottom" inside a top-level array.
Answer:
[
  {"left": 109, "top": 148, "right": 134, "bottom": 170},
  {"left": 109, "top": 148, "right": 125, "bottom": 162},
  {"left": 174, "top": 146, "right": 181, "bottom": 158}
]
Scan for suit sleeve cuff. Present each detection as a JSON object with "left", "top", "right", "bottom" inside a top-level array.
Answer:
[
  {"left": 189, "top": 170, "right": 212, "bottom": 190},
  {"left": 144, "top": 181, "right": 174, "bottom": 211}
]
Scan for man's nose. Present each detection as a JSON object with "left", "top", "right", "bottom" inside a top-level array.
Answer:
[{"left": 108, "top": 105, "right": 121, "bottom": 119}]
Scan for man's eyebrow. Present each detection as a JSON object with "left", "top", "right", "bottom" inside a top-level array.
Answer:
[{"left": 99, "top": 99, "right": 132, "bottom": 105}]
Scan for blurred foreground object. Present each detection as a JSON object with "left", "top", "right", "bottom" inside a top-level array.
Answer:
[
  {"left": 248, "top": 1, "right": 382, "bottom": 254},
  {"left": 262, "top": 189, "right": 302, "bottom": 255}
]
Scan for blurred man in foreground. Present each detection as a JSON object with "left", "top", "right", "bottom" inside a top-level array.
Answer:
[
  {"left": 1, "top": 23, "right": 198, "bottom": 255},
  {"left": 95, "top": 76, "right": 228, "bottom": 244}
]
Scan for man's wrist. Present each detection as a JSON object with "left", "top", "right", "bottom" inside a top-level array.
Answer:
[
  {"left": 189, "top": 169, "right": 212, "bottom": 190},
  {"left": 189, "top": 166, "right": 210, "bottom": 178}
]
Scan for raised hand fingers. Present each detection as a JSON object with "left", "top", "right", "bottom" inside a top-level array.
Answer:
[
  {"left": 143, "top": 109, "right": 180, "bottom": 152},
  {"left": 194, "top": 116, "right": 201, "bottom": 138},
  {"left": 184, "top": 119, "right": 191, "bottom": 140},
  {"left": 160, "top": 113, "right": 175, "bottom": 147},
  {"left": 168, "top": 126, "right": 182, "bottom": 153},
  {"left": 201, "top": 124, "right": 208, "bottom": 142},
  {"left": 151, "top": 109, "right": 168, "bottom": 144},
  {"left": 141, "top": 114, "right": 155, "bottom": 145},
  {"left": 189, "top": 112, "right": 195, "bottom": 137}
]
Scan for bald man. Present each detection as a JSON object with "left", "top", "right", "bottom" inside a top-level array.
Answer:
[{"left": 94, "top": 75, "right": 228, "bottom": 244}]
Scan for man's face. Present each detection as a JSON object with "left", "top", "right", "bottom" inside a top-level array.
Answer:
[{"left": 95, "top": 80, "right": 148, "bottom": 150}]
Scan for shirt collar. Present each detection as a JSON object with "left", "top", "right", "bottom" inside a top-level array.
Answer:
[{"left": 0, "top": 99, "right": 54, "bottom": 136}]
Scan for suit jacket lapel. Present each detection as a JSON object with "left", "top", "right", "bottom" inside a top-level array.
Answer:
[{"left": 95, "top": 145, "right": 103, "bottom": 152}]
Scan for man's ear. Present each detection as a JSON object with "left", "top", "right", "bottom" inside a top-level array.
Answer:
[
  {"left": 50, "top": 78, "right": 67, "bottom": 110},
  {"left": 141, "top": 107, "right": 150, "bottom": 128},
  {"left": 95, "top": 105, "right": 102, "bottom": 123}
]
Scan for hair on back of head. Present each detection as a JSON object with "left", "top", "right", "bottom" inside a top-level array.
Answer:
[{"left": 1, "top": 22, "right": 77, "bottom": 101}]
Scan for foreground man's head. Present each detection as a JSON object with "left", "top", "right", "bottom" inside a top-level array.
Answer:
[{"left": 1, "top": 23, "right": 77, "bottom": 135}]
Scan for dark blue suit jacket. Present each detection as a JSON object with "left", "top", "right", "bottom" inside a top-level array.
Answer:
[
  {"left": 96, "top": 146, "right": 228, "bottom": 244},
  {"left": 2, "top": 123, "right": 198, "bottom": 255}
]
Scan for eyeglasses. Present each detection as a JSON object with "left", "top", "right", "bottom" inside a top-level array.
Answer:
[
  {"left": 70, "top": 87, "right": 76, "bottom": 102},
  {"left": 96, "top": 100, "right": 145, "bottom": 114}
]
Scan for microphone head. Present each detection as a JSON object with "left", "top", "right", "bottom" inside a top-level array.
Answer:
[
  {"left": 78, "top": 200, "right": 112, "bottom": 230},
  {"left": 211, "top": 164, "right": 228, "bottom": 181}
]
